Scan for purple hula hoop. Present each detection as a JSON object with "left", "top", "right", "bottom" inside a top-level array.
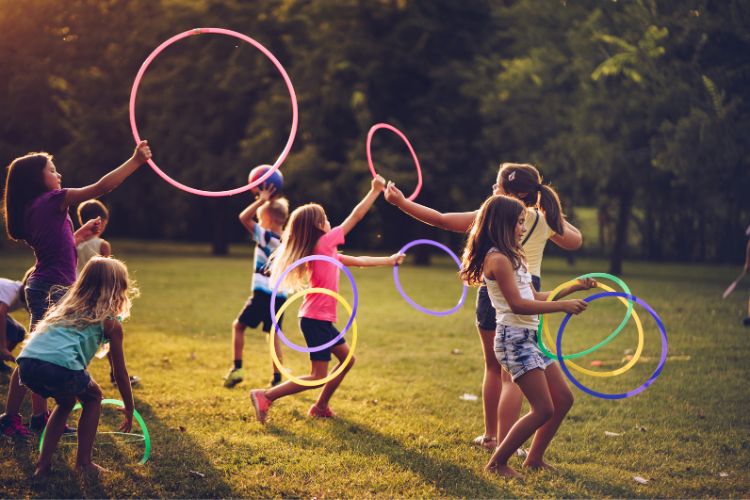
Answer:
[
  {"left": 393, "top": 239, "right": 467, "bottom": 316},
  {"left": 270, "top": 254, "right": 358, "bottom": 353},
  {"left": 556, "top": 291, "right": 668, "bottom": 400}
]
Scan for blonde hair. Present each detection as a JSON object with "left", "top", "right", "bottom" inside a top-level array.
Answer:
[
  {"left": 269, "top": 203, "right": 326, "bottom": 291},
  {"left": 32, "top": 257, "right": 138, "bottom": 335},
  {"left": 260, "top": 197, "right": 290, "bottom": 226}
]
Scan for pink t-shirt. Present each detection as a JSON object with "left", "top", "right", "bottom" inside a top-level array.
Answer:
[{"left": 298, "top": 226, "right": 345, "bottom": 322}]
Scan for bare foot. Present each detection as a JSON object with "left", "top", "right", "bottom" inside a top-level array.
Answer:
[
  {"left": 486, "top": 463, "right": 522, "bottom": 479},
  {"left": 523, "top": 458, "right": 556, "bottom": 471},
  {"left": 75, "top": 462, "right": 110, "bottom": 475}
]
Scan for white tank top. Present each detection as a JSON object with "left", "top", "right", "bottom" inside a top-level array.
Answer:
[
  {"left": 76, "top": 237, "right": 103, "bottom": 272},
  {"left": 484, "top": 248, "right": 539, "bottom": 329}
]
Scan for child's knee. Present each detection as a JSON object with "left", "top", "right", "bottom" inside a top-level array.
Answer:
[
  {"left": 556, "top": 389, "right": 574, "bottom": 414},
  {"left": 80, "top": 381, "right": 103, "bottom": 402},
  {"left": 346, "top": 355, "right": 356, "bottom": 368},
  {"left": 232, "top": 320, "right": 245, "bottom": 333},
  {"left": 533, "top": 401, "right": 555, "bottom": 423}
]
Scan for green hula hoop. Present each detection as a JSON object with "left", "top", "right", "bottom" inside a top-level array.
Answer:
[
  {"left": 537, "top": 272, "right": 634, "bottom": 360},
  {"left": 38, "top": 398, "right": 151, "bottom": 465}
]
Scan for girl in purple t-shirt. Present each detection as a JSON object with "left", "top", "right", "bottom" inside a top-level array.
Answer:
[
  {"left": 0, "top": 140, "right": 151, "bottom": 438},
  {"left": 249, "top": 175, "right": 404, "bottom": 424}
]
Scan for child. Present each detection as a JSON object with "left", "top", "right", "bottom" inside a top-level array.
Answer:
[
  {"left": 743, "top": 224, "right": 750, "bottom": 326},
  {"left": 0, "top": 268, "right": 33, "bottom": 374},
  {"left": 76, "top": 199, "right": 140, "bottom": 387},
  {"left": 17, "top": 257, "right": 137, "bottom": 476},
  {"left": 0, "top": 140, "right": 151, "bottom": 438},
  {"left": 249, "top": 175, "right": 404, "bottom": 423},
  {"left": 385, "top": 162, "right": 582, "bottom": 452},
  {"left": 224, "top": 185, "right": 290, "bottom": 388},
  {"left": 460, "top": 194, "right": 594, "bottom": 478}
]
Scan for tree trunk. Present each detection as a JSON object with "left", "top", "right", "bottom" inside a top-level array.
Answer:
[
  {"left": 608, "top": 191, "right": 633, "bottom": 275},
  {"left": 212, "top": 198, "right": 230, "bottom": 256}
]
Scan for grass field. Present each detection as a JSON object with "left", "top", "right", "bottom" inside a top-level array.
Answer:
[{"left": 1, "top": 241, "right": 749, "bottom": 498}]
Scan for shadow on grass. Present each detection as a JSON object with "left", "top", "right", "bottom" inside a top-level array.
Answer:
[
  {"left": 269, "top": 416, "right": 502, "bottom": 497},
  {"left": 0, "top": 395, "right": 233, "bottom": 498}
]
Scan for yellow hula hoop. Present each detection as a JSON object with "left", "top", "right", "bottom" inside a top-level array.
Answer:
[
  {"left": 542, "top": 281, "right": 644, "bottom": 377},
  {"left": 270, "top": 287, "right": 357, "bottom": 387}
]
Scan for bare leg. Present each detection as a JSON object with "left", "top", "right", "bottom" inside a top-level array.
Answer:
[
  {"left": 264, "top": 361, "right": 329, "bottom": 401},
  {"left": 75, "top": 381, "right": 105, "bottom": 472},
  {"left": 523, "top": 364, "right": 573, "bottom": 469},
  {"left": 315, "top": 344, "right": 355, "bottom": 409},
  {"left": 486, "top": 369, "right": 554, "bottom": 478},
  {"left": 35, "top": 395, "right": 75, "bottom": 477},
  {"left": 3, "top": 366, "right": 46, "bottom": 416},
  {"left": 271, "top": 332, "right": 283, "bottom": 376},
  {"left": 232, "top": 320, "right": 245, "bottom": 362},
  {"left": 497, "top": 369, "right": 523, "bottom": 442},
  {"left": 477, "top": 327, "right": 501, "bottom": 442}
]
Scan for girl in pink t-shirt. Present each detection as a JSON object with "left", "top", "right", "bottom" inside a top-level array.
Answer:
[{"left": 249, "top": 175, "right": 404, "bottom": 423}]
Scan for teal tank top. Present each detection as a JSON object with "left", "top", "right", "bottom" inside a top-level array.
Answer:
[{"left": 18, "top": 321, "right": 108, "bottom": 371}]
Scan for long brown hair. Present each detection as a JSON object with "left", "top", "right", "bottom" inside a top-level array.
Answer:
[
  {"left": 3, "top": 153, "right": 52, "bottom": 241},
  {"left": 498, "top": 163, "right": 565, "bottom": 234},
  {"left": 269, "top": 203, "right": 327, "bottom": 291},
  {"left": 460, "top": 195, "right": 526, "bottom": 286},
  {"left": 31, "top": 257, "right": 138, "bottom": 335}
]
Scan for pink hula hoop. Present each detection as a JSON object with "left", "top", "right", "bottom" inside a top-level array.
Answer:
[
  {"left": 366, "top": 123, "right": 423, "bottom": 201},
  {"left": 129, "top": 28, "right": 298, "bottom": 197}
]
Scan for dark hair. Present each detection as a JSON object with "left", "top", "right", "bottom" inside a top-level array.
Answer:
[
  {"left": 3, "top": 153, "right": 53, "bottom": 241},
  {"left": 460, "top": 195, "right": 526, "bottom": 286},
  {"left": 77, "top": 199, "right": 109, "bottom": 225},
  {"left": 498, "top": 163, "right": 564, "bottom": 235}
]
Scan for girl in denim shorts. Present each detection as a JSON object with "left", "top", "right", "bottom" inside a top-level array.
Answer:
[{"left": 460, "top": 195, "right": 595, "bottom": 479}]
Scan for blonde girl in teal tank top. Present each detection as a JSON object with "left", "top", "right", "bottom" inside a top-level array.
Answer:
[{"left": 14, "top": 257, "right": 138, "bottom": 477}]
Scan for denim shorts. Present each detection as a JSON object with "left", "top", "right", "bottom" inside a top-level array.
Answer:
[
  {"left": 300, "top": 317, "right": 346, "bottom": 362},
  {"left": 18, "top": 357, "right": 92, "bottom": 399},
  {"left": 494, "top": 324, "right": 553, "bottom": 382},
  {"left": 476, "top": 276, "right": 541, "bottom": 332},
  {"left": 25, "top": 278, "right": 68, "bottom": 328}
]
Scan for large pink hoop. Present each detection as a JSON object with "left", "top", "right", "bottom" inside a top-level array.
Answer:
[
  {"left": 366, "top": 123, "right": 423, "bottom": 201},
  {"left": 129, "top": 28, "right": 298, "bottom": 197}
]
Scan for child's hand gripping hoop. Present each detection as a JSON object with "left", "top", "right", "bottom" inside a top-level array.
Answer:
[
  {"left": 366, "top": 123, "right": 423, "bottom": 201},
  {"left": 39, "top": 399, "right": 151, "bottom": 465},
  {"left": 393, "top": 239, "right": 467, "bottom": 316},
  {"left": 270, "top": 254, "right": 358, "bottom": 353},
  {"left": 270, "top": 288, "right": 357, "bottom": 387},
  {"left": 556, "top": 292, "right": 668, "bottom": 399},
  {"left": 539, "top": 274, "right": 646, "bottom": 378},
  {"left": 129, "top": 28, "right": 298, "bottom": 197}
]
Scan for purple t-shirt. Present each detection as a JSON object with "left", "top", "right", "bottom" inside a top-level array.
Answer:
[{"left": 25, "top": 189, "right": 77, "bottom": 286}]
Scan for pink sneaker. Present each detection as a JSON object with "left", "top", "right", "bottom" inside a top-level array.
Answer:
[
  {"left": 250, "top": 390, "right": 272, "bottom": 424},
  {"left": 0, "top": 413, "right": 32, "bottom": 439},
  {"left": 308, "top": 404, "right": 336, "bottom": 419}
]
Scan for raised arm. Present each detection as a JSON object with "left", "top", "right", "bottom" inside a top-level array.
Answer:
[
  {"left": 384, "top": 182, "right": 475, "bottom": 233},
  {"left": 105, "top": 319, "right": 133, "bottom": 432},
  {"left": 549, "top": 219, "right": 583, "bottom": 251},
  {"left": 63, "top": 141, "right": 151, "bottom": 209},
  {"left": 339, "top": 175, "right": 386, "bottom": 236},
  {"left": 486, "top": 253, "right": 587, "bottom": 316},
  {"left": 238, "top": 185, "right": 276, "bottom": 232},
  {"left": 339, "top": 253, "right": 405, "bottom": 268}
]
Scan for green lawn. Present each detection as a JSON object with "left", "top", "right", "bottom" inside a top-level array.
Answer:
[{"left": 1, "top": 241, "right": 748, "bottom": 498}]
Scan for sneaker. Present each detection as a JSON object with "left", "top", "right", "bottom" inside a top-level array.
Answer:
[
  {"left": 250, "top": 389, "right": 271, "bottom": 424},
  {"left": 472, "top": 434, "right": 497, "bottom": 451},
  {"left": 111, "top": 374, "right": 141, "bottom": 387},
  {"left": 308, "top": 404, "right": 336, "bottom": 419},
  {"left": 270, "top": 373, "right": 282, "bottom": 387},
  {"left": 224, "top": 367, "right": 244, "bottom": 388},
  {"left": 29, "top": 411, "right": 76, "bottom": 435},
  {"left": 0, "top": 413, "right": 32, "bottom": 439},
  {"left": 743, "top": 317, "right": 750, "bottom": 327}
]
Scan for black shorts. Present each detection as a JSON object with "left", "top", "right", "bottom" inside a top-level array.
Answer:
[
  {"left": 17, "top": 358, "right": 92, "bottom": 399},
  {"left": 237, "top": 290, "right": 287, "bottom": 333},
  {"left": 476, "top": 276, "right": 541, "bottom": 332},
  {"left": 5, "top": 315, "right": 26, "bottom": 346},
  {"left": 300, "top": 317, "right": 346, "bottom": 362}
]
